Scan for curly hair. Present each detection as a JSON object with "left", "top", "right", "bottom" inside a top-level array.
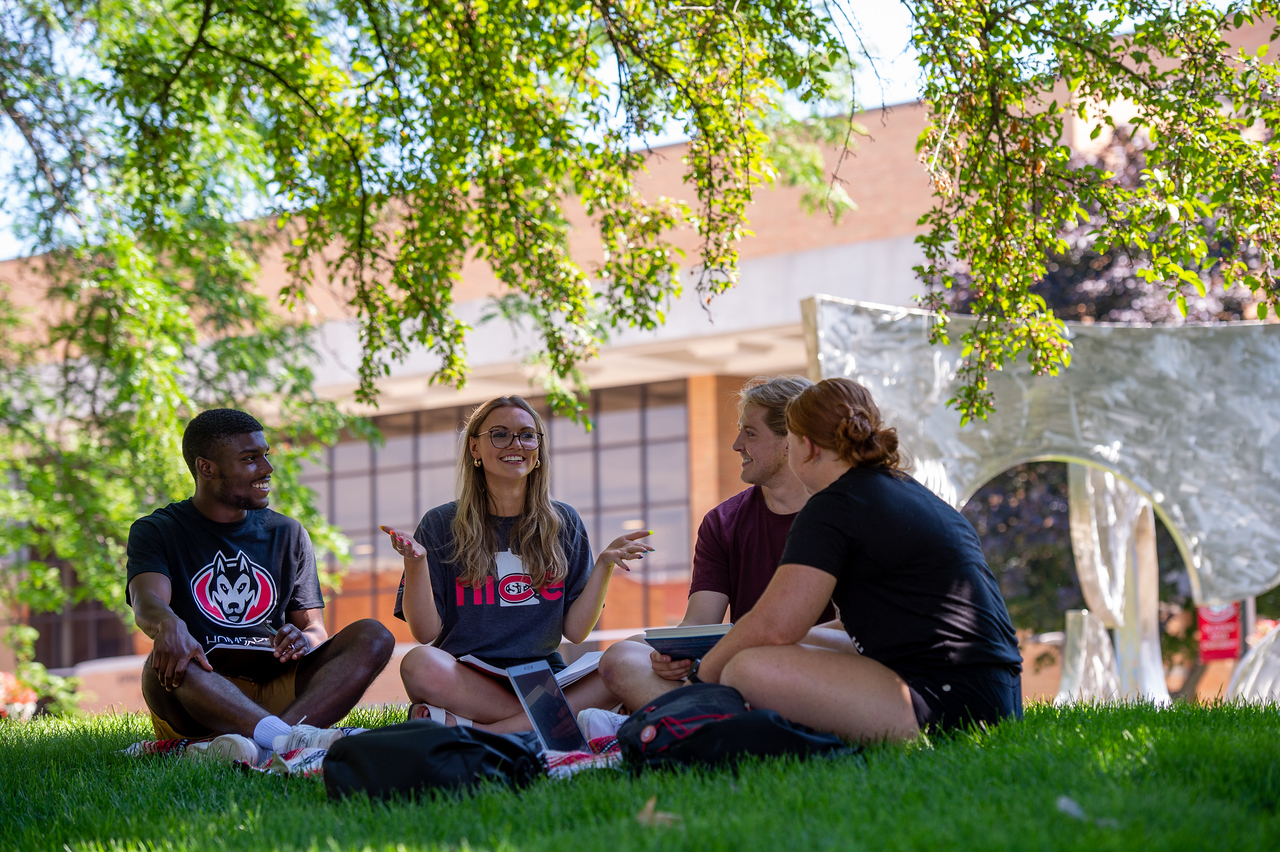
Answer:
[
  {"left": 182, "top": 409, "right": 264, "bottom": 477},
  {"left": 784, "top": 378, "right": 906, "bottom": 470}
]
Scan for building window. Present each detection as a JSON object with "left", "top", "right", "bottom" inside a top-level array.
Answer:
[{"left": 29, "top": 564, "right": 130, "bottom": 670}]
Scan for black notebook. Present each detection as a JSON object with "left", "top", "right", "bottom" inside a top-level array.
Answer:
[
  {"left": 643, "top": 623, "right": 733, "bottom": 660},
  {"left": 206, "top": 642, "right": 308, "bottom": 683}
]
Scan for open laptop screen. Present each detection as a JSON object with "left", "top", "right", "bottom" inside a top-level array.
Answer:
[{"left": 506, "top": 660, "right": 589, "bottom": 752}]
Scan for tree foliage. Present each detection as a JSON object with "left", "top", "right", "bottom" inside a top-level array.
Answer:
[
  {"left": 913, "top": 0, "right": 1280, "bottom": 422},
  {"left": 938, "top": 128, "right": 1261, "bottom": 324},
  {"left": 0, "top": 0, "right": 851, "bottom": 695},
  {"left": 88, "top": 0, "right": 853, "bottom": 416},
  {"left": 5, "top": 2, "right": 1277, "bottom": 422}
]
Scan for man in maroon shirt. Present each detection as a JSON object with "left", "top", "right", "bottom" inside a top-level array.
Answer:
[{"left": 595, "top": 376, "right": 843, "bottom": 715}]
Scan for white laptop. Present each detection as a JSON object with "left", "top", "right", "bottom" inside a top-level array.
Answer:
[{"left": 506, "top": 659, "right": 590, "bottom": 753}]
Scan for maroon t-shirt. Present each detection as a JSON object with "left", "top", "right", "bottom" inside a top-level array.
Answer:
[{"left": 689, "top": 485, "right": 837, "bottom": 623}]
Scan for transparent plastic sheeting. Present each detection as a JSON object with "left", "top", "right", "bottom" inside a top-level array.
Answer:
[
  {"left": 1069, "top": 467, "right": 1169, "bottom": 702},
  {"left": 1068, "top": 466, "right": 1137, "bottom": 627},
  {"left": 802, "top": 296, "right": 1280, "bottom": 605},
  {"left": 1055, "top": 609, "right": 1121, "bottom": 704},
  {"left": 1228, "top": 626, "right": 1280, "bottom": 702}
]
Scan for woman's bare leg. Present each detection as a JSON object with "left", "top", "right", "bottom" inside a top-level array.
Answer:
[
  {"left": 469, "top": 670, "right": 620, "bottom": 734},
  {"left": 720, "top": 644, "right": 918, "bottom": 742},
  {"left": 400, "top": 645, "right": 522, "bottom": 724},
  {"left": 401, "top": 647, "right": 621, "bottom": 734}
]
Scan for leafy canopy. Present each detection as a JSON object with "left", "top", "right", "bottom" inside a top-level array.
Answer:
[
  {"left": 96, "top": 0, "right": 854, "bottom": 416},
  {"left": 912, "top": 0, "right": 1280, "bottom": 421}
]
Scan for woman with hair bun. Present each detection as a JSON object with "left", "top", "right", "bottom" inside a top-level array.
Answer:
[
  {"left": 690, "top": 378, "right": 1022, "bottom": 740},
  {"left": 381, "top": 395, "right": 651, "bottom": 731}
]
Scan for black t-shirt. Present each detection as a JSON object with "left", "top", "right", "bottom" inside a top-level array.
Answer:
[
  {"left": 781, "top": 467, "right": 1021, "bottom": 673},
  {"left": 125, "top": 499, "right": 325, "bottom": 652}
]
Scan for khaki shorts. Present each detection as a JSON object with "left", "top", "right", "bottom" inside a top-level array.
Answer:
[{"left": 149, "top": 664, "right": 299, "bottom": 740}]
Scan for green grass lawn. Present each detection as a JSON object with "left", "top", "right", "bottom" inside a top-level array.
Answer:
[{"left": 1, "top": 701, "right": 1277, "bottom": 852}]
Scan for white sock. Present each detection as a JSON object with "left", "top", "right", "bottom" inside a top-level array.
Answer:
[{"left": 252, "top": 715, "right": 292, "bottom": 750}]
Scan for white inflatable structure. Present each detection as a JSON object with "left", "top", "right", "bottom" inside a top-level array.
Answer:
[{"left": 803, "top": 297, "right": 1280, "bottom": 702}]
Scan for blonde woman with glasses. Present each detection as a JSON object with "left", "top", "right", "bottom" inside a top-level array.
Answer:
[{"left": 382, "top": 395, "right": 652, "bottom": 731}]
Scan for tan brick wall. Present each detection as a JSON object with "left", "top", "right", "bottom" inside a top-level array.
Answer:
[
  {"left": 686, "top": 374, "right": 721, "bottom": 551},
  {"left": 715, "top": 375, "right": 753, "bottom": 505}
]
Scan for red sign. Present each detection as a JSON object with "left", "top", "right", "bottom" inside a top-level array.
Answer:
[{"left": 1197, "top": 603, "right": 1242, "bottom": 662}]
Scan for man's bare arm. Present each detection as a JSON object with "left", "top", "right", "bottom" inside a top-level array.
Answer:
[
  {"left": 128, "top": 573, "right": 212, "bottom": 690},
  {"left": 282, "top": 608, "right": 328, "bottom": 661},
  {"left": 647, "top": 590, "right": 731, "bottom": 680},
  {"left": 678, "top": 590, "right": 730, "bottom": 627}
]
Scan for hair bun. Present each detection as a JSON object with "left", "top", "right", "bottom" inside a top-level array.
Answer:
[
  {"left": 833, "top": 406, "right": 873, "bottom": 452},
  {"left": 785, "top": 377, "right": 905, "bottom": 471}
]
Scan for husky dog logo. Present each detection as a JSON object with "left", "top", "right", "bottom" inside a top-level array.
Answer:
[{"left": 191, "top": 551, "right": 277, "bottom": 627}]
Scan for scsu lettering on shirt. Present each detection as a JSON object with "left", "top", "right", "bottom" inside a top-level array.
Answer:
[
  {"left": 456, "top": 578, "right": 496, "bottom": 605},
  {"left": 453, "top": 577, "right": 565, "bottom": 605}
]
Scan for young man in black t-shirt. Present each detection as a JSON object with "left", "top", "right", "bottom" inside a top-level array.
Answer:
[{"left": 126, "top": 409, "right": 394, "bottom": 761}]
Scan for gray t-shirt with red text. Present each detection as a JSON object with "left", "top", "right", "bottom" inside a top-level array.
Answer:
[{"left": 393, "top": 501, "right": 593, "bottom": 661}]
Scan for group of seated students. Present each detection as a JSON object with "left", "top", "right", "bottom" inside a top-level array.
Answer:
[
  {"left": 383, "top": 375, "right": 1023, "bottom": 740},
  {"left": 125, "top": 376, "right": 1022, "bottom": 762}
]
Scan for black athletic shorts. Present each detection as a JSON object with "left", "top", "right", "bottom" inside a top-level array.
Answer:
[{"left": 893, "top": 662, "right": 1023, "bottom": 733}]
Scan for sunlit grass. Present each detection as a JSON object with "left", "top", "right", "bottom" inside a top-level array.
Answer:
[{"left": 2, "top": 701, "right": 1278, "bottom": 851}]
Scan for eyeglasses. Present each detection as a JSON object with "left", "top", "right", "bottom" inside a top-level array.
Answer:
[{"left": 485, "top": 427, "right": 543, "bottom": 450}]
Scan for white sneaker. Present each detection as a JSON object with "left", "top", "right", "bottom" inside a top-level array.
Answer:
[
  {"left": 577, "top": 708, "right": 628, "bottom": 739},
  {"left": 190, "top": 733, "right": 266, "bottom": 765},
  {"left": 272, "top": 723, "right": 365, "bottom": 753}
]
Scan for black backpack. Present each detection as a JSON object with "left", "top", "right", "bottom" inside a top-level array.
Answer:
[
  {"left": 323, "top": 720, "right": 544, "bottom": 801},
  {"left": 616, "top": 683, "right": 858, "bottom": 771}
]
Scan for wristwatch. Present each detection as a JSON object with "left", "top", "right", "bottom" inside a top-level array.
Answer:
[{"left": 687, "top": 657, "right": 703, "bottom": 684}]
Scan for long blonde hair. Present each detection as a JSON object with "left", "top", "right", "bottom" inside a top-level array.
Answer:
[{"left": 451, "top": 396, "right": 567, "bottom": 590}]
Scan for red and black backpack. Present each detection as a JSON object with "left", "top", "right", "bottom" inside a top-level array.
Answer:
[{"left": 616, "top": 683, "right": 858, "bottom": 771}]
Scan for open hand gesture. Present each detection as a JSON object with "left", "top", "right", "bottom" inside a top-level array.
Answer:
[
  {"left": 381, "top": 525, "right": 426, "bottom": 561},
  {"left": 599, "top": 529, "right": 655, "bottom": 572}
]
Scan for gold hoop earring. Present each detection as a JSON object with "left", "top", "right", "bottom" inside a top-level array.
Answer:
[
  {"left": 534, "top": 459, "right": 541, "bottom": 468},
  {"left": 473, "top": 457, "right": 482, "bottom": 468}
]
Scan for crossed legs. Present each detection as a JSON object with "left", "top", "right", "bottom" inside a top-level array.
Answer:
[
  {"left": 720, "top": 642, "right": 919, "bottom": 742},
  {"left": 143, "top": 618, "right": 394, "bottom": 738},
  {"left": 598, "top": 636, "right": 683, "bottom": 713},
  {"left": 399, "top": 644, "right": 618, "bottom": 733},
  {"left": 599, "top": 625, "right": 861, "bottom": 714}
]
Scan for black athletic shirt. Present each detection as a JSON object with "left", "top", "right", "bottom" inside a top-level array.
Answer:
[
  {"left": 125, "top": 499, "right": 325, "bottom": 652},
  {"left": 780, "top": 466, "right": 1022, "bottom": 673}
]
